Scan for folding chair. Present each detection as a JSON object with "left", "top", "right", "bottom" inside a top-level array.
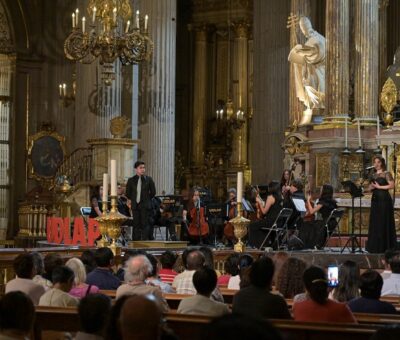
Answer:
[
  {"left": 259, "top": 208, "right": 293, "bottom": 250},
  {"left": 322, "top": 208, "right": 345, "bottom": 249}
]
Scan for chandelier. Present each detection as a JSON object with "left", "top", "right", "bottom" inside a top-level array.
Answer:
[{"left": 64, "top": 0, "right": 153, "bottom": 85}]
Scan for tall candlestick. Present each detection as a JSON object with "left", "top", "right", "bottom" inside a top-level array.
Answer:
[
  {"left": 113, "top": 7, "right": 117, "bottom": 24},
  {"left": 144, "top": 15, "right": 148, "bottom": 31},
  {"left": 345, "top": 116, "right": 348, "bottom": 148},
  {"left": 62, "top": 83, "right": 67, "bottom": 96},
  {"left": 237, "top": 172, "right": 243, "bottom": 203},
  {"left": 72, "top": 13, "right": 75, "bottom": 28},
  {"left": 110, "top": 159, "right": 117, "bottom": 196},
  {"left": 75, "top": 9, "right": 79, "bottom": 26},
  {"left": 136, "top": 10, "right": 140, "bottom": 28},
  {"left": 59, "top": 84, "right": 62, "bottom": 97},
  {"left": 125, "top": 20, "right": 130, "bottom": 33},
  {"left": 82, "top": 17, "right": 86, "bottom": 33},
  {"left": 92, "top": 6, "right": 96, "bottom": 24},
  {"left": 357, "top": 119, "right": 362, "bottom": 147},
  {"left": 102, "top": 173, "right": 108, "bottom": 203}
]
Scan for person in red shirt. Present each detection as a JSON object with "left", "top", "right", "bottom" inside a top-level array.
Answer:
[
  {"left": 159, "top": 250, "right": 178, "bottom": 284},
  {"left": 293, "top": 266, "right": 357, "bottom": 324},
  {"left": 218, "top": 253, "right": 239, "bottom": 286}
]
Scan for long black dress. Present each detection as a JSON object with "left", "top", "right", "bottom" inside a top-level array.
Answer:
[{"left": 366, "top": 172, "right": 397, "bottom": 253}]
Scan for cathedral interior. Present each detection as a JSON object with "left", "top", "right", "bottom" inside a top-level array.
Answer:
[{"left": 1, "top": 0, "right": 400, "bottom": 242}]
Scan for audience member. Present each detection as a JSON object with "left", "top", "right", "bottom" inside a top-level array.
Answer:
[
  {"left": 42, "top": 253, "right": 63, "bottom": 282},
  {"left": 31, "top": 252, "right": 52, "bottom": 290},
  {"left": 232, "top": 257, "right": 291, "bottom": 319},
  {"left": 0, "top": 291, "right": 35, "bottom": 340},
  {"left": 218, "top": 253, "right": 239, "bottom": 286},
  {"left": 75, "top": 294, "right": 112, "bottom": 340},
  {"left": 199, "top": 246, "right": 221, "bottom": 275},
  {"left": 330, "top": 260, "right": 360, "bottom": 302},
  {"left": 204, "top": 314, "right": 282, "bottom": 340},
  {"left": 105, "top": 295, "right": 130, "bottom": 340},
  {"left": 370, "top": 325, "right": 400, "bottom": 340},
  {"left": 146, "top": 253, "right": 175, "bottom": 293},
  {"left": 292, "top": 266, "right": 356, "bottom": 323},
  {"left": 178, "top": 267, "right": 230, "bottom": 316},
  {"left": 348, "top": 270, "right": 396, "bottom": 314},
  {"left": 159, "top": 250, "right": 178, "bottom": 283},
  {"left": 116, "top": 250, "right": 147, "bottom": 281},
  {"left": 382, "top": 254, "right": 400, "bottom": 296},
  {"left": 381, "top": 250, "right": 399, "bottom": 280},
  {"left": 39, "top": 265, "right": 79, "bottom": 307},
  {"left": 271, "top": 251, "right": 289, "bottom": 286},
  {"left": 228, "top": 254, "right": 253, "bottom": 290},
  {"left": 276, "top": 257, "right": 307, "bottom": 299},
  {"left": 116, "top": 255, "right": 169, "bottom": 312},
  {"left": 86, "top": 247, "right": 121, "bottom": 290},
  {"left": 5, "top": 253, "right": 45, "bottom": 305},
  {"left": 80, "top": 250, "right": 97, "bottom": 274},
  {"left": 66, "top": 257, "right": 100, "bottom": 298}
]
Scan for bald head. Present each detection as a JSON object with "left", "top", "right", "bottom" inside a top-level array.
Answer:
[
  {"left": 120, "top": 295, "right": 162, "bottom": 340},
  {"left": 186, "top": 250, "right": 205, "bottom": 271},
  {"left": 124, "top": 255, "right": 153, "bottom": 282}
]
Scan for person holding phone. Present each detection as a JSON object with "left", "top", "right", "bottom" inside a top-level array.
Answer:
[{"left": 367, "top": 155, "right": 396, "bottom": 254}]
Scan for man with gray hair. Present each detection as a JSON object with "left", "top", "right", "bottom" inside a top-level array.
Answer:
[{"left": 116, "top": 255, "right": 169, "bottom": 312}]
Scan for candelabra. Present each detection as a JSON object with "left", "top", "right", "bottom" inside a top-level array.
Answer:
[
  {"left": 229, "top": 202, "right": 250, "bottom": 252},
  {"left": 215, "top": 99, "right": 246, "bottom": 130},
  {"left": 95, "top": 201, "right": 109, "bottom": 248},
  {"left": 58, "top": 80, "right": 76, "bottom": 107},
  {"left": 64, "top": 0, "right": 153, "bottom": 85}
]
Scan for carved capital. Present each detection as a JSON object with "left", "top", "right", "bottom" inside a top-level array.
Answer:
[{"left": 233, "top": 21, "right": 250, "bottom": 39}]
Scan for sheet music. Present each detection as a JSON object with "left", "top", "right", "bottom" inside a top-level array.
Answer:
[{"left": 292, "top": 198, "right": 306, "bottom": 213}]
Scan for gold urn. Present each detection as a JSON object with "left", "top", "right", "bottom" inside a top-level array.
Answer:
[{"left": 229, "top": 202, "right": 250, "bottom": 253}]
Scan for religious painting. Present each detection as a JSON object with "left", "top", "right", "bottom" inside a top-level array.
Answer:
[
  {"left": 27, "top": 123, "right": 66, "bottom": 181},
  {"left": 315, "top": 153, "right": 331, "bottom": 188}
]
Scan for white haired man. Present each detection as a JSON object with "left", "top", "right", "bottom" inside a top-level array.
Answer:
[{"left": 116, "top": 255, "right": 169, "bottom": 312}]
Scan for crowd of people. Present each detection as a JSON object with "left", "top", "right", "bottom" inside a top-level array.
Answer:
[{"left": 1, "top": 247, "right": 400, "bottom": 339}]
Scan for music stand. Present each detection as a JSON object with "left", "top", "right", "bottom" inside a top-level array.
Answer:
[{"left": 340, "top": 180, "right": 363, "bottom": 253}]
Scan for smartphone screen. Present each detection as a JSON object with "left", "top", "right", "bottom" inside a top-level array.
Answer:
[{"left": 327, "top": 266, "right": 339, "bottom": 287}]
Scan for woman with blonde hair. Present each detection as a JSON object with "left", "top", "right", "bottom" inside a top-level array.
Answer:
[{"left": 66, "top": 258, "right": 99, "bottom": 298}]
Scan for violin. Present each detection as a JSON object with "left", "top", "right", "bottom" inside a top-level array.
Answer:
[
  {"left": 187, "top": 204, "right": 209, "bottom": 238},
  {"left": 303, "top": 187, "right": 315, "bottom": 222},
  {"left": 223, "top": 199, "right": 237, "bottom": 242}
]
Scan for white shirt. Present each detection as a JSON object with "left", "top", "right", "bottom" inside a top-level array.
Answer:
[
  {"left": 5, "top": 278, "right": 45, "bottom": 305},
  {"left": 381, "top": 273, "right": 400, "bottom": 296},
  {"left": 227, "top": 275, "right": 240, "bottom": 290},
  {"left": 381, "top": 270, "right": 392, "bottom": 281},
  {"left": 177, "top": 294, "right": 230, "bottom": 317},
  {"left": 39, "top": 288, "right": 79, "bottom": 307}
]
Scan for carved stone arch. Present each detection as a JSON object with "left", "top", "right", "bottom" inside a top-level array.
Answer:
[
  {"left": 0, "top": 0, "right": 14, "bottom": 54},
  {"left": 282, "top": 132, "right": 309, "bottom": 156}
]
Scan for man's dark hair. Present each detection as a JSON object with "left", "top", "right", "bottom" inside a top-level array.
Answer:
[
  {"left": 134, "top": 161, "right": 145, "bottom": 168},
  {"left": 193, "top": 267, "right": 217, "bottom": 296},
  {"left": 389, "top": 255, "right": 400, "bottom": 274},
  {"left": 31, "top": 252, "right": 44, "bottom": 275},
  {"left": 249, "top": 257, "right": 274, "bottom": 288},
  {"left": 384, "top": 249, "right": 399, "bottom": 264},
  {"left": 199, "top": 246, "right": 215, "bottom": 270},
  {"left": 95, "top": 247, "right": 114, "bottom": 267},
  {"left": 186, "top": 250, "right": 205, "bottom": 271},
  {"left": 44, "top": 253, "right": 63, "bottom": 279},
  {"left": 78, "top": 294, "right": 112, "bottom": 334},
  {"left": 160, "top": 250, "right": 177, "bottom": 269},
  {"left": 80, "top": 250, "right": 97, "bottom": 273},
  {"left": 52, "top": 265, "right": 75, "bottom": 284},
  {"left": 291, "top": 179, "right": 303, "bottom": 191},
  {"left": 359, "top": 270, "right": 383, "bottom": 299},
  {"left": 0, "top": 291, "right": 35, "bottom": 333},
  {"left": 13, "top": 254, "right": 34, "bottom": 279},
  {"left": 146, "top": 253, "right": 159, "bottom": 277}
]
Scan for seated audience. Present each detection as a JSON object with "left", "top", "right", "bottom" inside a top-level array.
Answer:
[
  {"left": 232, "top": 257, "right": 291, "bottom": 319},
  {"left": 330, "top": 260, "right": 360, "bottom": 302},
  {"left": 348, "top": 270, "right": 396, "bottom": 314},
  {"left": 381, "top": 249, "right": 399, "bottom": 280},
  {"left": 31, "top": 252, "right": 52, "bottom": 290},
  {"left": 200, "top": 246, "right": 221, "bottom": 276},
  {"left": 292, "top": 266, "right": 356, "bottom": 323},
  {"left": 178, "top": 267, "right": 230, "bottom": 316},
  {"left": 116, "top": 255, "right": 169, "bottom": 312},
  {"left": 382, "top": 255, "right": 400, "bottom": 296},
  {"left": 146, "top": 253, "right": 175, "bottom": 293},
  {"left": 218, "top": 253, "right": 239, "bottom": 286},
  {"left": 39, "top": 265, "right": 79, "bottom": 307},
  {"left": 5, "top": 253, "right": 45, "bottom": 305},
  {"left": 80, "top": 249, "right": 97, "bottom": 274},
  {"left": 42, "top": 253, "right": 63, "bottom": 283},
  {"left": 75, "top": 294, "right": 112, "bottom": 340},
  {"left": 116, "top": 249, "right": 147, "bottom": 281},
  {"left": 105, "top": 295, "right": 130, "bottom": 340},
  {"left": 0, "top": 291, "right": 35, "bottom": 340},
  {"left": 228, "top": 254, "right": 253, "bottom": 290},
  {"left": 66, "top": 257, "right": 100, "bottom": 298},
  {"left": 86, "top": 247, "right": 121, "bottom": 290},
  {"left": 276, "top": 257, "right": 307, "bottom": 299},
  {"left": 159, "top": 250, "right": 178, "bottom": 283},
  {"left": 271, "top": 251, "right": 289, "bottom": 286}
]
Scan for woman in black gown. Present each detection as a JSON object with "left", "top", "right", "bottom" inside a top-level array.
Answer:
[
  {"left": 367, "top": 155, "right": 396, "bottom": 253},
  {"left": 248, "top": 180, "right": 283, "bottom": 249}
]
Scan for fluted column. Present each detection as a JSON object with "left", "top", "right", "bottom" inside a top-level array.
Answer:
[
  {"left": 138, "top": 0, "right": 176, "bottom": 194},
  {"left": 231, "top": 22, "right": 249, "bottom": 167},
  {"left": 288, "top": 0, "right": 311, "bottom": 125},
  {"left": 379, "top": 0, "right": 389, "bottom": 86},
  {"left": 191, "top": 27, "right": 208, "bottom": 167},
  {"left": 354, "top": 0, "right": 379, "bottom": 122},
  {"left": 325, "top": 0, "right": 349, "bottom": 119}
]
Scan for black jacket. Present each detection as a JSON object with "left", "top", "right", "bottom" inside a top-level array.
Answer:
[{"left": 126, "top": 175, "right": 156, "bottom": 210}]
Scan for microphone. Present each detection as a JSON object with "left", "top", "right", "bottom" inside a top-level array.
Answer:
[{"left": 365, "top": 166, "right": 375, "bottom": 171}]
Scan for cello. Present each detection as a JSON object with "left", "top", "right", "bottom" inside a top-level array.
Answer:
[
  {"left": 187, "top": 190, "right": 209, "bottom": 242},
  {"left": 223, "top": 198, "right": 237, "bottom": 242}
]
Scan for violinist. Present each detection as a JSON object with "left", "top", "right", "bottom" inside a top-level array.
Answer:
[
  {"left": 300, "top": 184, "right": 337, "bottom": 249},
  {"left": 223, "top": 188, "right": 238, "bottom": 244},
  {"left": 283, "top": 179, "right": 306, "bottom": 231},
  {"left": 248, "top": 180, "right": 283, "bottom": 249},
  {"left": 280, "top": 169, "right": 292, "bottom": 198}
]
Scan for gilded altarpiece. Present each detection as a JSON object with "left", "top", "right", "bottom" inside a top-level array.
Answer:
[{"left": 315, "top": 153, "right": 331, "bottom": 187}]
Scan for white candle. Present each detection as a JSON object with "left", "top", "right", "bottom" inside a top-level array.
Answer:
[
  {"left": 345, "top": 116, "right": 348, "bottom": 148},
  {"left": 136, "top": 10, "right": 140, "bottom": 28},
  {"left": 237, "top": 172, "right": 243, "bottom": 203},
  {"left": 110, "top": 159, "right": 117, "bottom": 196},
  {"left": 62, "top": 83, "right": 67, "bottom": 96},
  {"left": 75, "top": 9, "right": 79, "bottom": 26},
  {"left": 92, "top": 7, "right": 96, "bottom": 24},
  {"left": 125, "top": 20, "right": 130, "bottom": 33},
  {"left": 59, "top": 84, "right": 62, "bottom": 97},
  {"left": 72, "top": 13, "right": 75, "bottom": 28},
  {"left": 113, "top": 7, "right": 117, "bottom": 24},
  {"left": 145, "top": 15, "right": 148, "bottom": 31},
  {"left": 102, "top": 173, "right": 108, "bottom": 202},
  {"left": 357, "top": 119, "right": 362, "bottom": 147},
  {"left": 82, "top": 17, "right": 86, "bottom": 33}
]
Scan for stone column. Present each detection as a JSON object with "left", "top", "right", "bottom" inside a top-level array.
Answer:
[
  {"left": 138, "top": 0, "right": 176, "bottom": 195},
  {"left": 288, "top": 0, "right": 311, "bottom": 125},
  {"left": 191, "top": 26, "right": 208, "bottom": 167},
  {"left": 354, "top": 0, "right": 379, "bottom": 122},
  {"left": 231, "top": 22, "right": 249, "bottom": 167},
  {"left": 325, "top": 0, "right": 349, "bottom": 120},
  {"left": 379, "top": 0, "right": 389, "bottom": 86}
]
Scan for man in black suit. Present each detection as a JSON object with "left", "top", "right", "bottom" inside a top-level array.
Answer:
[{"left": 126, "top": 161, "right": 156, "bottom": 240}]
